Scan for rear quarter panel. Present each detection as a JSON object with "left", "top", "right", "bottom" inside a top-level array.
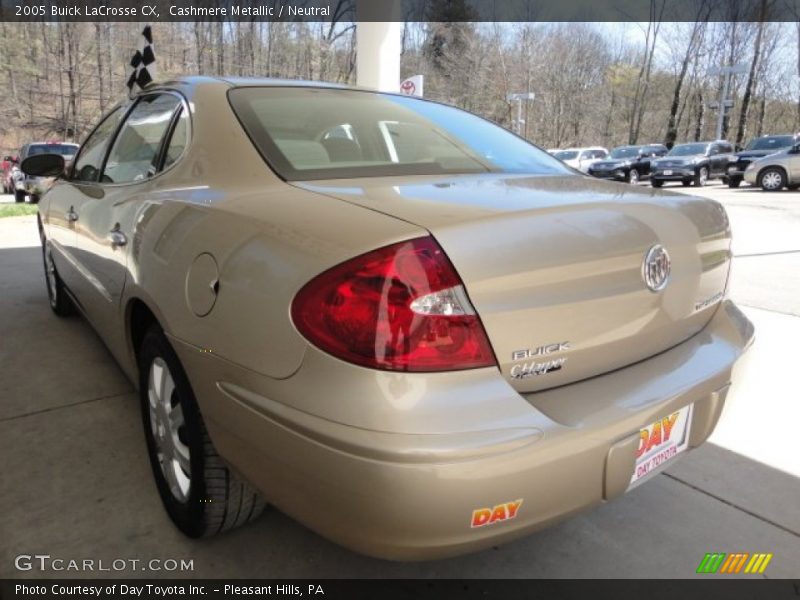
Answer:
[{"left": 122, "top": 80, "right": 424, "bottom": 381}]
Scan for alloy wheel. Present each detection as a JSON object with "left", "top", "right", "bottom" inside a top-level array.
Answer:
[{"left": 148, "top": 357, "right": 192, "bottom": 502}]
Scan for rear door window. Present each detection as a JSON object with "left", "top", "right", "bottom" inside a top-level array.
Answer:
[
  {"left": 163, "top": 108, "right": 189, "bottom": 170},
  {"left": 102, "top": 94, "right": 182, "bottom": 184}
]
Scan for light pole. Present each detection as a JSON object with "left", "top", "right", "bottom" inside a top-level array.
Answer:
[
  {"left": 707, "top": 63, "right": 748, "bottom": 140},
  {"left": 507, "top": 92, "right": 535, "bottom": 136}
]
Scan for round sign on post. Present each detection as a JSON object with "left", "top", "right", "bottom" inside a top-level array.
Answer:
[
  {"left": 400, "top": 80, "right": 416, "bottom": 95},
  {"left": 399, "top": 75, "right": 423, "bottom": 97}
]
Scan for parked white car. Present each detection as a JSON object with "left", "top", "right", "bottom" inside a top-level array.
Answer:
[{"left": 554, "top": 147, "right": 609, "bottom": 172}]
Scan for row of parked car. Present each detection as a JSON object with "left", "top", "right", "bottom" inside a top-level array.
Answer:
[
  {"left": 549, "top": 133, "right": 800, "bottom": 191},
  {"left": 1, "top": 141, "right": 79, "bottom": 203}
]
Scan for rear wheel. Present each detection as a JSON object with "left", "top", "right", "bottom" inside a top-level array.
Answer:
[
  {"left": 27, "top": 194, "right": 39, "bottom": 205},
  {"left": 138, "top": 326, "right": 266, "bottom": 537},
  {"left": 681, "top": 180, "right": 691, "bottom": 187},
  {"left": 759, "top": 168, "right": 785, "bottom": 192},
  {"left": 627, "top": 169, "right": 639, "bottom": 185},
  {"left": 14, "top": 189, "right": 25, "bottom": 203},
  {"left": 694, "top": 166, "right": 708, "bottom": 187},
  {"left": 651, "top": 179, "right": 663, "bottom": 188},
  {"left": 728, "top": 177, "right": 742, "bottom": 188}
]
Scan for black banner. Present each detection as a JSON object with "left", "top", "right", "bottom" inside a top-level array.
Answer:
[
  {"left": 2, "top": 579, "right": 800, "bottom": 600},
  {"left": 1, "top": 0, "right": 799, "bottom": 23}
]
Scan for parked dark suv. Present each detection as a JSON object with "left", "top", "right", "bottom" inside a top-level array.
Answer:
[
  {"left": 650, "top": 141, "right": 734, "bottom": 188},
  {"left": 587, "top": 143, "right": 668, "bottom": 184},
  {"left": 726, "top": 134, "right": 799, "bottom": 188}
]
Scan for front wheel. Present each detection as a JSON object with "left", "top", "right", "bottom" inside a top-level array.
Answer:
[
  {"left": 627, "top": 169, "right": 639, "bottom": 185},
  {"left": 694, "top": 166, "right": 708, "bottom": 187},
  {"left": 759, "top": 168, "right": 785, "bottom": 192},
  {"left": 14, "top": 189, "right": 25, "bottom": 203},
  {"left": 728, "top": 177, "right": 742, "bottom": 188},
  {"left": 138, "top": 326, "right": 266, "bottom": 538}
]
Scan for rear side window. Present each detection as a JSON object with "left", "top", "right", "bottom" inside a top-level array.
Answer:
[
  {"left": 73, "top": 107, "right": 123, "bottom": 182},
  {"left": 163, "top": 108, "right": 189, "bottom": 170},
  {"left": 103, "top": 94, "right": 182, "bottom": 184},
  {"left": 228, "top": 87, "right": 569, "bottom": 181}
]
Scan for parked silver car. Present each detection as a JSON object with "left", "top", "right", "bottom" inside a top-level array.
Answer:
[{"left": 744, "top": 142, "right": 800, "bottom": 191}]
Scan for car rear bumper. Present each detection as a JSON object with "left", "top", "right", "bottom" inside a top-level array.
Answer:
[{"left": 170, "top": 300, "right": 754, "bottom": 560}]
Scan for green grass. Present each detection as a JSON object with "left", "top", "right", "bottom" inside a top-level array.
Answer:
[{"left": 0, "top": 204, "right": 38, "bottom": 218}]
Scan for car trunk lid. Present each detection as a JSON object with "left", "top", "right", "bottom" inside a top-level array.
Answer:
[{"left": 293, "top": 174, "right": 732, "bottom": 392}]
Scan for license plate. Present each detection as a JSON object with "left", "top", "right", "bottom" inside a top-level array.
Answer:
[
  {"left": 629, "top": 404, "right": 693, "bottom": 487},
  {"left": 663, "top": 169, "right": 673, "bottom": 175}
]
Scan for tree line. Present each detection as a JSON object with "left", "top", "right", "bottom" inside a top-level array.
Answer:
[{"left": 0, "top": 1, "right": 798, "bottom": 156}]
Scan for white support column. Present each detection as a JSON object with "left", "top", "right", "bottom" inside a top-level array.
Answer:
[{"left": 356, "top": 1, "right": 401, "bottom": 92}]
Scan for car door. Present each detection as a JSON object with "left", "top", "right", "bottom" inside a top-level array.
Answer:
[
  {"left": 711, "top": 143, "right": 731, "bottom": 176},
  {"left": 45, "top": 108, "right": 125, "bottom": 295},
  {"left": 706, "top": 144, "right": 722, "bottom": 175},
  {"left": 69, "top": 93, "right": 184, "bottom": 348}
]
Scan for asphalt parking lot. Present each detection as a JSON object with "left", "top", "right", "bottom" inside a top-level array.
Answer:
[{"left": 1, "top": 181, "right": 798, "bottom": 579}]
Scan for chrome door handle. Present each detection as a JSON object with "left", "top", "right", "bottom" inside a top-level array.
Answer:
[
  {"left": 66, "top": 207, "right": 78, "bottom": 222},
  {"left": 108, "top": 227, "right": 127, "bottom": 248}
]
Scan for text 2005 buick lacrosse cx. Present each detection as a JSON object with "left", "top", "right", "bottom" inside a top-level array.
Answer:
[{"left": 26, "top": 77, "right": 753, "bottom": 560}]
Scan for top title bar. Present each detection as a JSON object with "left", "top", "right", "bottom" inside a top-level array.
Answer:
[{"left": 1, "top": 0, "right": 799, "bottom": 22}]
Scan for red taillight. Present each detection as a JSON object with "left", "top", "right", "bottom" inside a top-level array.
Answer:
[{"left": 291, "top": 236, "right": 496, "bottom": 372}]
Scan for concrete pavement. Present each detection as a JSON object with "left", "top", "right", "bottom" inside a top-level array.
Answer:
[{"left": 0, "top": 184, "right": 798, "bottom": 578}]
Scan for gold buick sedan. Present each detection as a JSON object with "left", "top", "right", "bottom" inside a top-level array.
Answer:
[{"left": 24, "top": 77, "right": 754, "bottom": 560}]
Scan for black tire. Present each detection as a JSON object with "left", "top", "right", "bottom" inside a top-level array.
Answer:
[
  {"left": 694, "top": 166, "right": 708, "bottom": 187},
  {"left": 728, "top": 177, "right": 742, "bottom": 188},
  {"left": 651, "top": 179, "right": 663, "bottom": 188},
  {"left": 138, "top": 326, "right": 266, "bottom": 538},
  {"left": 40, "top": 231, "right": 76, "bottom": 317},
  {"left": 27, "top": 194, "right": 39, "bottom": 205},
  {"left": 758, "top": 167, "right": 786, "bottom": 192},
  {"left": 14, "top": 189, "right": 25, "bottom": 203},
  {"left": 627, "top": 169, "right": 639, "bottom": 185}
]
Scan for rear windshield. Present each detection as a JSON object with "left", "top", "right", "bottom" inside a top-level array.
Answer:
[
  {"left": 28, "top": 144, "right": 79, "bottom": 158},
  {"left": 228, "top": 87, "right": 569, "bottom": 181}
]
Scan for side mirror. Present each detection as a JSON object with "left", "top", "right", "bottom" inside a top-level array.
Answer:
[{"left": 21, "top": 153, "right": 65, "bottom": 178}]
